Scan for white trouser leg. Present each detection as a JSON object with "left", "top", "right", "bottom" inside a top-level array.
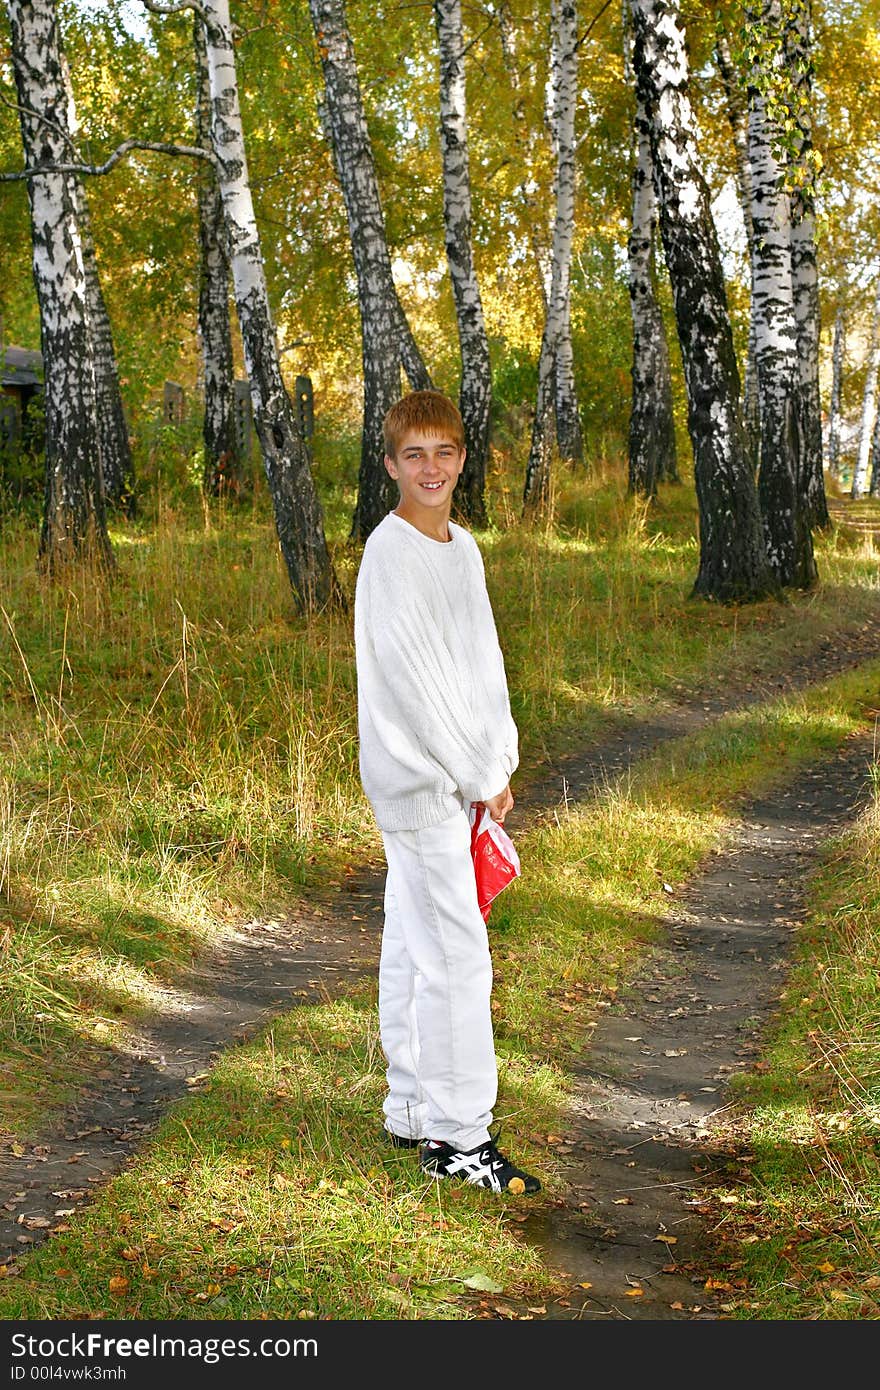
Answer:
[
  {"left": 379, "top": 874, "right": 427, "bottom": 1142},
  {"left": 380, "top": 807, "right": 496, "bottom": 1151}
]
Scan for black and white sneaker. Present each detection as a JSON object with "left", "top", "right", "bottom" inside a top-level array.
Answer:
[{"left": 419, "top": 1137, "right": 541, "bottom": 1195}]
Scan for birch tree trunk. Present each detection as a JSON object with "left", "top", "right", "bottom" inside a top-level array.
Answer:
[
  {"left": 627, "top": 89, "right": 677, "bottom": 496},
  {"left": 435, "top": 0, "right": 490, "bottom": 527},
  {"left": 555, "top": 290, "right": 584, "bottom": 465},
  {"left": 630, "top": 0, "right": 773, "bottom": 601},
  {"left": 309, "top": 0, "right": 431, "bottom": 541},
  {"left": 523, "top": 0, "right": 580, "bottom": 514},
  {"left": 194, "top": 13, "right": 237, "bottom": 498},
  {"left": 786, "top": 0, "right": 828, "bottom": 528},
  {"left": 747, "top": 0, "right": 816, "bottom": 589},
  {"left": 72, "top": 183, "right": 136, "bottom": 516},
  {"left": 60, "top": 53, "right": 135, "bottom": 517},
  {"left": 869, "top": 401, "right": 880, "bottom": 498},
  {"left": 827, "top": 303, "right": 845, "bottom": 478},
  {"left": 714, "top": 28, "right": 760, "bottom": 465},
  {"left": 202, "top": 0, "right": 340, "bottom": 612},
  {"left": 852, "top": 279, "right": 880, "bottom": 500},
  {"left": 548, "top": 0, "right": 583, "bottom": 468},
  {"left": 8, "top": 0, "right": 113, "bottom": 574}
]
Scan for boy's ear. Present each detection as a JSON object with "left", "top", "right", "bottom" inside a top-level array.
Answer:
[{"left": 383, "top": 453, "right": 398, "bottom": 479}]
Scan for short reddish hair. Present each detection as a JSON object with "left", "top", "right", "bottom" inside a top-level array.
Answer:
[{"left": 383, "top": 390, "right": 465, "bottom": 458}]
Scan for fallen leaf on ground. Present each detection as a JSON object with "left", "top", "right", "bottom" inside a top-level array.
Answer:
[
  {"left": 654, "top": 1234, "right": 677, "bottom": 1245},
  {"left": 462, "top": 1272, "right": 504, "bottom": 1293},
  {"left": 816, "top": 1261, "right": 835, "bottom": 1274},
  {"left": 624, "top": 1287, "right": 644, "bottom": 1298},
  {"left": 108, "top": 1276, "right": 129, "bottom": 1297}
]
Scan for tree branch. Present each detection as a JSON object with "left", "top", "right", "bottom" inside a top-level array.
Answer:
[
  {"left": 0, "top": 90, "right": 78, "bottom": 154},
  {"left": 0, "top": 139, "right": 216, "bottom": 181},
  {"left": 575, "top": 0, "right": 616, "bottom": 51}
]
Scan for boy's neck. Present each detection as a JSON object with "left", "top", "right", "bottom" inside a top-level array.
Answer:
[{"left": 393, "top": 502, "right": 453, "bottom": 543}]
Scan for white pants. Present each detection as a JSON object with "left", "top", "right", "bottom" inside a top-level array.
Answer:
[{"left": 379, "top": 807, "right": 497, "bottom": 1151}]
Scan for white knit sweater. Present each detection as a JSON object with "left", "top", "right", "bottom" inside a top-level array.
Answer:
[{"left": 354, "top": 511, "right": 519, "bottom": 832}]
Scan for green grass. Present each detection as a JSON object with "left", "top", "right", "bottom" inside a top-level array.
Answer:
[
  {"left": 0, "top": 450, "right": 879, "bottom": 1318},
  {"left": 1, "top": 457, "right": 878, "bottom": 1134},
  {"left": 1, "top": 658, "right": 877, "bottom": 1318}
]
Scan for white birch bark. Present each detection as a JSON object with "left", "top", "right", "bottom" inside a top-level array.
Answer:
[
  {"left": 7, "top": 0, "right": 113, "bottom": 574},
  {"left": 627, "top": 86, "right": 677, "bottom": 495},
  {"left": 309, "top": 0, "right": 430, "bottom": 540},
  {"left": 827, "top": 303, "right": 845, "bottom": 477},
  {"left": 747, "top": 0, "right": 815, "bottom": 588},
  {"left": 787, "top": 0, "right": 827, "bottom": 527},
  {"left": 547, "top": 0, "right": 583, "bottom": 467},
  {"left": 194, "top": 14, "right": 237, "bottom": 497},
  {"left": 435, "top": 0, "right": 490, "bottom": 527},
  {"left": 851, "top": 278, "right": 880, "bottom": 500},
  {"left": 714, "top": 28, "right": 759, "bottom": 463},
  {"left": 202, "top": 0, "right": 340, "bottom": 611},
  {"left": 60, "top": 53, "right": 135, "bottom": 516},
  {"left": 523, "top": 0, "right": 580, "bottom": 512},
  {"left": 629, "top": 0, "right": 773, "bottom": 601},
  {"left": 869, "top": 395, "right": 880, "bottom": 498}
]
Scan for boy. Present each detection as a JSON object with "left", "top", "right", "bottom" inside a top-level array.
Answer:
[{"left": 353, "top": 389, "right": 540, "bottom": 1195}]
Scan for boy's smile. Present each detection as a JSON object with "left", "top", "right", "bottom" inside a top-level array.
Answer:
[{"left": 384, "top": 429, "right": 466, "bottom": 541}]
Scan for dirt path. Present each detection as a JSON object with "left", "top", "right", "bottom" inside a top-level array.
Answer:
[
  {"left": 1, "top": 612, "right": 878, "bottom": 1293},
  {"left": 508, "top": 735, "right": 875, "bottom": 1320}
]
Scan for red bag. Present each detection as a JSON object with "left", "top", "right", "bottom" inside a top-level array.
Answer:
[{"left": 468, "top": 801, "right": 521, "bottom": 922}]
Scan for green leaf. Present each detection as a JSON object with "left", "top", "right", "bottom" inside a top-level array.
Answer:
[{"left": 461, "top": 1271, "right": 504, "bottom": 1293}]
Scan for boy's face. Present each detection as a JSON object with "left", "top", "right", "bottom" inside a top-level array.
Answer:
[{"left": 384, "top": 429, "right": 466, "bottom": 522}]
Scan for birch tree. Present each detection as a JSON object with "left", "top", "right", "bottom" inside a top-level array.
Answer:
[
  {"left": 522, "top": 0, "right": 581, "bottom": 514},
  {"left": 714, "top": 26, "right": 759, "bottom": 464},
  {"left": 786, "top": 0, "right": 828, "bottom": 528},
  {"left": 851, "top": 278, "right": 880, "bottom": 500},
  {"left": 627, "top": 78, "right": 677, "bottom": 496},
  {"left": 629, "top": 0, "right": 773, "bottom": 601},
  {"left": 200, "top": 0, "right": 340, "bottom": 611},
  {"left": 869, "top": 401, "right": 880, "bottom": 498},
  {"left": 309, "top": 0, "right": 432, "bottom": 541},
  {"left": 435, "top": 0, "right": 490, "bottom": 527},
  {"left": 194, "top": 13, "right": 237, "bottom": 497},
  {"left": 7, "top": 0, "right": 114, "bottom": 574},
  {"left": 61, "top": 56, "right": 136, "bottom": 517},
  {"left": 746, "top": 0, "right": 816, "bottom": 589},
  {"left": 827, "top": 302, "right": 845, "bottom": 478}
]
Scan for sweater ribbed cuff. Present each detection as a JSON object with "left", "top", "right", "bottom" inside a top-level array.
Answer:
[{"left": 464, "top": 761, "right": 510, "bottom": 806}]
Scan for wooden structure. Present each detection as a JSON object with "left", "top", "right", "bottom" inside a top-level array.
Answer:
[{"left": 1, "top": 345, "right": 43, "bottom": 450}]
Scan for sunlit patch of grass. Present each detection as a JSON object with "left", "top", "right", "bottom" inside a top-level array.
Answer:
[{"left": 0, "top": 994, "right": 557, "bottom": 1320}]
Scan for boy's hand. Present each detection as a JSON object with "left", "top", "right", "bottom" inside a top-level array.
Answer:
[{"left": 484, "top": 784, "right": 514, "bottom": 824}]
